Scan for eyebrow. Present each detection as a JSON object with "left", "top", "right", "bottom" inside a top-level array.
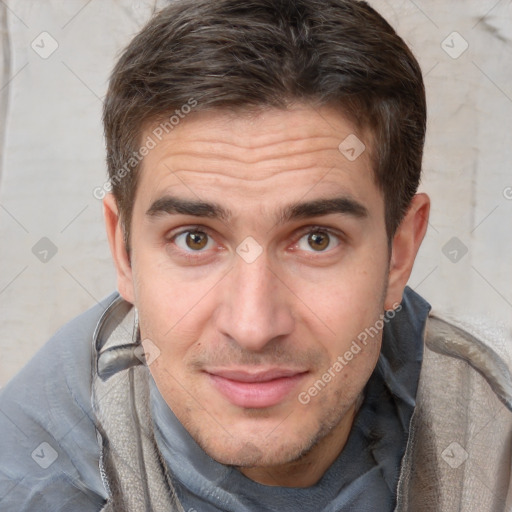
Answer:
[
  {"left": 281, "top": 196, "right": 368, "bottom": 223},
  {"left": 146, "top": 194, "right": 369, "bottom": 224},
  {"left": 146, "top": 196, "right": 231, "bottom": 221}
]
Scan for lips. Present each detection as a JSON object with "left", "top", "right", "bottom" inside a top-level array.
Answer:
[{"left": 206, "top": 368, "right": 308, "bottom": 408}]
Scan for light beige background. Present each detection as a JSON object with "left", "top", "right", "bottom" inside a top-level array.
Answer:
[{"left": 1, "top": 0, "right": 511, "bottom": 387}]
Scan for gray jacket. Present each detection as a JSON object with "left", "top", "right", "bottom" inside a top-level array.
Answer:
[
  {"left": 93, "top": 296, "right": 512, "bottom": 512},
  {"left": 0, "top": 292, "right": 510, "bottom": 511}
]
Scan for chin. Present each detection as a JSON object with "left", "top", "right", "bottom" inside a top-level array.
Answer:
[{"left": 188, "top": 419, "right": 321, "bottom": 468}]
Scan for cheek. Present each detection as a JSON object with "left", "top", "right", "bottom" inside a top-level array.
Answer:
[
  {"left": 292, "top": 259, "right": 388, "bottom": 401},
  {"left": 297, "top": 253, "right": 388, "bottom": 342},
  {"left": 298, "top": 324, "right": 382, "bottom": 413},
  {"left": 131, "top": 261, "right": 220, "bottom": 385},
  {"left": 132, "top": 248, "right": 203, "bottom": 324}
]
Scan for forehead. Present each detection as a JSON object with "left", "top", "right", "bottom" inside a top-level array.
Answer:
[{"left": 135, "top": 104, "right": 380, "bottom": 211}]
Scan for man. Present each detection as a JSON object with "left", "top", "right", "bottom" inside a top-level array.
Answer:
[{"left": 0, "top": 0, "right": 511, "bottom": 511}]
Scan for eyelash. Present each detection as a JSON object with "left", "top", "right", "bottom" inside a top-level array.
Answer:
[{"left": 165, "top": 225, "right": 345, "bottom": 261}]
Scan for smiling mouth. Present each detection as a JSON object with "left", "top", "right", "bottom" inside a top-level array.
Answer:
[{"left": 205, "top": 368, "right": 309, "bottom": 409}]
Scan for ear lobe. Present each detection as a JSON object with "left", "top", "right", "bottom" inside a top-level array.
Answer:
[
  {"left": 384, "top": 193, "right": 430, "bottom": 310},
  {"left": 103, "top": 193, "right": 135, "bottom": 304}
]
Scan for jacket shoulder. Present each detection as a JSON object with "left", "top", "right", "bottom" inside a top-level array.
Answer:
[
  {"left": 396, "top": 314, "right": 512, "bottom": 511},
  {"left": 425, "top": 314, "right": 512, "bottom": 411},
  {"left": 0, "top": 292, "right": 120, "bottom": 511}
]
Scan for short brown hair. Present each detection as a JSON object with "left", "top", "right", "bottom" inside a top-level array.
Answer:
[{"left": 103, "top": 0, "right": 426, "bottom": 248}]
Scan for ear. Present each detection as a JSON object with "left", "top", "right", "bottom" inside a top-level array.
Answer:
[
  {"left": 384, "top": 193, "right": 430, "bottom": 310},
  {"left": 103, "top": 193, "right": 135, "bottom": 304}
]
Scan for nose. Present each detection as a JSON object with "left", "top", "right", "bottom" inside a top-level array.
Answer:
[{"left": 215, "top": 252, "right": 295, "bottom": 352}]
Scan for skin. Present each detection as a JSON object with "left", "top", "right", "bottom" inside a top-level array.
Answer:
[{"left": 104, "top": 103, "right": 429, "bottom": 487}]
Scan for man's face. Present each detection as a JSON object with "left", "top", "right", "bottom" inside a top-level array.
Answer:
[{"left": 116, "top": 105, "right": 396, "bottom": 480}]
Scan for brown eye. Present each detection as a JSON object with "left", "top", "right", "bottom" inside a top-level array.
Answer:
[
  {"left": 186, "top": 231, "right": 209, "bottom": 250},
  {"left": 307, "top": 232, "right": 330, "bottom": 251},
  {"left": 296, "top": 229, "right": 340, "bottom": 253},
  {"left": 174, "top": 230, "right": 213, "bottom": 252}
]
